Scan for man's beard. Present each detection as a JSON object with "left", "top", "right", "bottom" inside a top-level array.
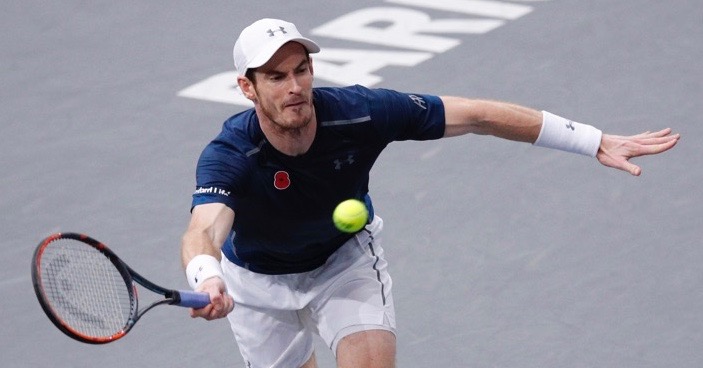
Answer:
[{"left": 260, "top": 100, "right": 313, "bottom": 135}]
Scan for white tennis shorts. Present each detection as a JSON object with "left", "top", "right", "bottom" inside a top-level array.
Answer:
[{"left": 221, "top": 216, "right": 396, "bottom": 368}]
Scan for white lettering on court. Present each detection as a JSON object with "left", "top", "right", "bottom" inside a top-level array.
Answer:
[
  {"left": 312, "top": 7, "right": 504, "bottom": 53},
  {"left": 177, "top": 0, "right": 550, "bottom": 107}
]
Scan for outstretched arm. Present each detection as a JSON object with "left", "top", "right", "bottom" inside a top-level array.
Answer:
[
  {"left": 181, "top": 202, "right": 236, "bottom": 320},
  {"left": 440, "top": 96, "right": 679, "bottom": 175}
]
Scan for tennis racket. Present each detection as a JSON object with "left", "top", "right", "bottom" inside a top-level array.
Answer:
[{"left": 31, "top": 232, "right": 211, "bottom": 344}]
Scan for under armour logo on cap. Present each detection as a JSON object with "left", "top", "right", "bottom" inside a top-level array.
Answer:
[
  {"left": 267, "top": 26, "right": 287, "bottom": 37},
  {"left": 233, "top": 18, "right": 321, "bottom": 76}
]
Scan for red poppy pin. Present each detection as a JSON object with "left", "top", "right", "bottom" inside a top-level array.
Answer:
[{"left": 273, "top": 171, "right": 291, "bottom": 190}]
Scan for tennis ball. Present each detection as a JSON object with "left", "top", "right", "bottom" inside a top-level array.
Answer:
[{"left": 333, "top": 199, "right": 369, "bottom": 233}]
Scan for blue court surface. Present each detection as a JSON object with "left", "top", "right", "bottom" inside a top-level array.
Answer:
[{"left": 2, "top": 1, "right": 701, "bottom": 367}]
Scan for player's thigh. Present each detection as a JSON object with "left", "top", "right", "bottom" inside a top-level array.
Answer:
[
  {"left": 336, "top": 329, "right": 396, "bottom": 368},
  {"left": 301, "top": 352, "right": 318, "bottom": 368},
  {"left": 311, "top": 223, "right": 397, "bottom": 353},
  {"left": 227, "top": 304, "right": 315, "bottom": 368}
]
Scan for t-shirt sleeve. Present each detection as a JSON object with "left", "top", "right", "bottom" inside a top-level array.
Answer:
[
  {"left": 364, "top": 86, "right": 446, "bottom": 142},
  {"left": 190, "top": 139, "right": 247, "bottom": 211}
]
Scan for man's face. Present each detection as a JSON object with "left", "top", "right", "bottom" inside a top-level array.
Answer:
[{"left": 240, "top": 42, "right": 315, "bottom": 132}]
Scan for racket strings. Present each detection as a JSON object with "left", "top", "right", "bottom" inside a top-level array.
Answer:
[{"left": 40, "top": 239, "right": 134, "bottom": 338}]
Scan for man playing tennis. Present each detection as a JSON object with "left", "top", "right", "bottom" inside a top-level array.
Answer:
[{"left": 180, "top": 18, "right": 679, "bottom": 368}]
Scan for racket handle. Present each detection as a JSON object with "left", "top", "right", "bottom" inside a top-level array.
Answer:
[{"left": 175, "top": 290, "right": 211, "bottom": 309}]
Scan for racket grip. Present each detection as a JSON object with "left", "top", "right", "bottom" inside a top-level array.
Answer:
[{"left": 175, "top": 290, "right": 211, "bottom": 309}]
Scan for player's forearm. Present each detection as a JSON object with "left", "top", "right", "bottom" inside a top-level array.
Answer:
[
  {"left": 441, "top": 96, "right": 542, "bottom": 142},
  {"left": 181, "top": 229, "right": 226, "bottom": 291},
  {"left": 180, "top": 203, "right": 235, "bottom": 268},
  {"left": 181, "top": 228, "right": 221, "bottom": 268},
  {"left": 180, "top": 204, "right": 234, "bottom": 290}
]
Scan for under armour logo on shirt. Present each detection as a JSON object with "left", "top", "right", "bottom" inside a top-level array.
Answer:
[
  {"left": 334, "top": 154, "right": 355, "bottom": 170},
  {"left": 267, "top": 26, "right": 287, "bottom": 37},
  {"left": 565, "top": 120, "right": 575, "bottom": 131}
]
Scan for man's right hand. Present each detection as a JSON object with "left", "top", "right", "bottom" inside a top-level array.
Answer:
[{"left": 189, "top": 276, "right": 234, "bottom": 320}]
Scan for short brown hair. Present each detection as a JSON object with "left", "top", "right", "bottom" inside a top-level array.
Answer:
[{"left": 243, "top": 51, "right": 311, "bottom": 86}]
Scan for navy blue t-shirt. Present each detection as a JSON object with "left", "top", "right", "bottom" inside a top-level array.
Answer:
[{"left": 192, "top": 85, "right": 445, "bottom": 274}]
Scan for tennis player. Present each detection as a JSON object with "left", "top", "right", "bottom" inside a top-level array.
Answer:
[{"left": 180, "top": 18, "right": 679, "bottom": 368}]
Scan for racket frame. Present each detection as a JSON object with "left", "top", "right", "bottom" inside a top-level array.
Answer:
[{"left": 31, "top": 232, "right": 197, "bottom": 344}]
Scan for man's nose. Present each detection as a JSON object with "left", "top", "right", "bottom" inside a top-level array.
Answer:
[{"left": 288, "top": 74, "right": 303, "bottom": 94}]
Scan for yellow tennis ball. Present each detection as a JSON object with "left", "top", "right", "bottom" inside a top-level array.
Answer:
[{"left": 333, "top": 199, "right": 369, "bottom": 233}]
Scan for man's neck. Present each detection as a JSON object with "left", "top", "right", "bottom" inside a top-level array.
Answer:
[{"left": 259, "top": 113, "right": 317, "bottom": 157}]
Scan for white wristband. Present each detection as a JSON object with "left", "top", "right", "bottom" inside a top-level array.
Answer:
[
  {"left": 533, "top": 111, "right": 603, "bottom": 157},
  {"left": 185, "top": 254, "right": 224, "bottom": 289}
]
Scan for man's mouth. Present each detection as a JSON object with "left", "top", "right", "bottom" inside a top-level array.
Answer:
[{"left": 285, "top": 100, "right": 306, "bottom": 108}]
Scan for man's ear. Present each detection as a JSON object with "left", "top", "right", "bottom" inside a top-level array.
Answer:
[{"left": 237, "top": 76, "right": 257, "bottom": 101}]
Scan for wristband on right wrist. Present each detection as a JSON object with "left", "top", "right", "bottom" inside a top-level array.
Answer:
[
  {"left": 533, "top": 111, "right": 603, "bottom": 157},
  {"left": 185, "top": 254, "right": 224, "bottom": 290}
]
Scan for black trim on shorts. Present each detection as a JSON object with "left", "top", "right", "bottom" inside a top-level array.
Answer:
[{"left": 365, "top": 231, "right": 387, "bottom": 306}]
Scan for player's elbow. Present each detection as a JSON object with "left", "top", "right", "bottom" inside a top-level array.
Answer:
[{"left": 440, "top": 96, "right": 488, "bottom": 137}]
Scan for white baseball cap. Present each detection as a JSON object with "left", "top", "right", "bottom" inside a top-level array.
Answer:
[{"left": 233, "top": 18, "right": 320, "bottom": 76}]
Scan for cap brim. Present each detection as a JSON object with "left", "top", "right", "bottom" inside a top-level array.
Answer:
[{"left": 246, "top": 37, "right": 320, "bottom": 70}]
